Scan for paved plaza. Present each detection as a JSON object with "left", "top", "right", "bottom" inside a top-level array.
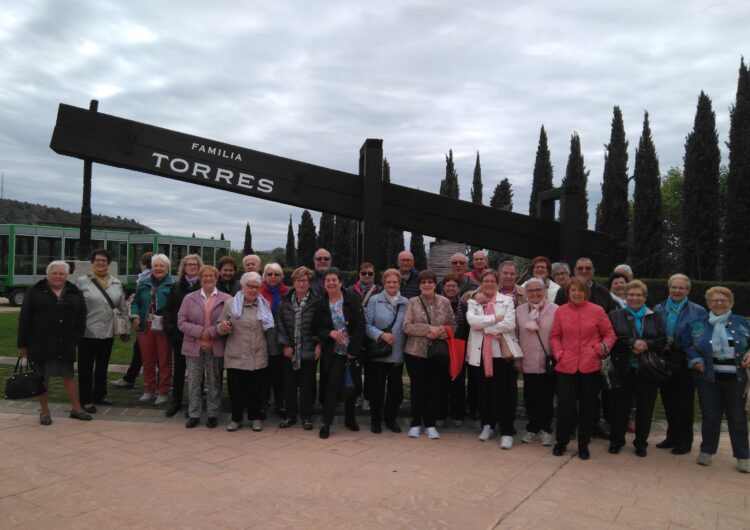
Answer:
[{"left": 0, "top": 403, "right": 748, "bottom": 529}]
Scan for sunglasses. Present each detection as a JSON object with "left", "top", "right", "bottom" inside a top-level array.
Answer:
[
  {"left": 360, "top": 271, "right": 374, "bottom": 276},
  {"left": 451, "top": 261, "right": 467, "bottom": 265},
  {"left": 314, "top": 256, "right": 331, "bottom": 262},
  {"left": 266, "top": 272, "right": 281, "bottom": 277}
]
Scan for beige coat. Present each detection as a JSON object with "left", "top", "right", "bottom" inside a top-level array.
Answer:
[
  {"left": 402, "top": 295, "right": 456, "bottom": 358},
  {"left": 218, "top": 301, "right": 268, "bottom": 371}
]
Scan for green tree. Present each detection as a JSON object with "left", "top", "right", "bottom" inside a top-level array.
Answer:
[
  {"left": 381, "top": 158, "right": 404, "bottom": 269},
  {"left": 529, "top": 125, "right": 554, "bottom": 217},
  {"left": 595, "top": 107, "right": 630, "bottom": 263},
  {"left": 285, "top": 215, "right": 296, "bottom": 267},
  {"left": 242, "top": 222, "right": 253, "bottom": 255},
  {"left": 681, "top": 91, "right": 721, "bottom": 280},
  {"left": 561, "top": 133, "right": 590, "bottom": 231},
  {"left": 317, "top": 213, "right": 335, "bottom": 252},
  {"left": 723, "top": 58, "right": 750, "bottom": 281},
  {"left": 470, "top": 151, "right": 482, "bottom": 204},
  {"left": 297, "top": 210, "right": 317, "bottom": 267},
  {"left": 332, "top": 216, "right": 358, "bottom": 270},
  {"left": 661, "top": 167, "right": 683, "bottom": 274},
  {"left": 409, "top": 233, "right": 427, "bottom": 270},
  {"left": 439, "top": 149, "right": 460, "bottom": 199},
  {"left": 488, "top": 178, "right": 514, "bottom": 267},
  {"left": 632, "top": 111, "right": 663, "bottom": 277}
]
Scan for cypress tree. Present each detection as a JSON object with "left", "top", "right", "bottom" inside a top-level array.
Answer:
[
  {"left": 723, "top": 58, "right": 750, "bottom": 280},
  {"left": 347, "top": 218, "right": 359, "bottom": 270},
  {"left": 439, "top": 149, "right": 460, "bottom": 199},
  {"left": 381, "top": 158, "right": 404, "bottom": 269},
  {"left": 595, "top": 107, "right": 630, "bottom": 262},
  {"left": 561, "top": 133, "right": 590, "bottom": 231},
  {"left": 317, "top": 213, "right": 335, "bottom": 252},
  {"left": 529, "top": 125, "right": 554, "bottom": 217},
  {"left": 470, "top": 151, "right": 482, "bottom": 204},
  {"left": 409, "top": 233, "right": 427, "bottom": 270},
  {"left": 632, "top": 111, "right": 663, "bottom": 276},
  {"left": 332, "top": 216, "right": 359, "bottom": 270},
  {"left": 681, "top": 91, "right": 721, "bottom": 280},
  {"left": 220, "top": 233, "right": 225, "bottom": 240},
  {"left": 297, "top": 210, "right": 317, "bottom": 268},
  {"left": 285, "top": 215, "right": 296, "bottom": 267},
  {"left": 661, "top": 167, "right": 683, "bottom": 274},
  {"left": 242, "top": 222, "right": 254, "bottom": 255},
  {"left": 488, "top": 178, "right": 514, "bottom": 268}
]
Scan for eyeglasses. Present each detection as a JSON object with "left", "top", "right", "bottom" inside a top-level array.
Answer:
[
  {"left": 244, "top": 284, "right": 260, "bottom": 290},
  {"left": 314, "top": 256, "right": 331, "bottom": 262},
  {"left": 575, "top": 266, "right": 593, "bottom": 271},
  {"left": 266, "top": 272, "right": 281, "bottom": 277},
  {"left": 710, "top": 299, "right": 730, "bottom": 304},
  {"left": 185, "top": 263, "right": 199, "bottom": 267},
  {"left": 93, "top": 258, "right": 109, "bottom": 263},
  {"left": 360, "top": 271, "right": 374, "bottom": 276},
  {"left": 451, "top": 261, "right": 467, "bottom": 265}
]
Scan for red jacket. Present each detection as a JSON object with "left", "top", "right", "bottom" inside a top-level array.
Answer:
[{"left": 550, "top": 300, "right": 616, "bottom": 374}]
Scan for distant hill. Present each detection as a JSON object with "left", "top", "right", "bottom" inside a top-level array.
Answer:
[{"left": 0, "top": 198, "right": 157, "bottom": 233}]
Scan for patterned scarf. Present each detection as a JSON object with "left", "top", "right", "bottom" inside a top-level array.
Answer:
[
  {"left": 665, "top": 297, "right": 687, "bottom": 341},
  {"left": 290, "top": 290, "right": 309, "bottom": 370},
  {"left": 528, "top": 298, "right": 547, "bottom": 323},
  {"left": 481, "top": 301, "right": 497, "bottom": 377},
  {"left": 708, "top": 311, "right": 733, "bottom": 359}
]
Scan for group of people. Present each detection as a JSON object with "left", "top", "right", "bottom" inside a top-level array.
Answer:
[{"left": 15, "top": 246, "right": 750, "bottom": 473}]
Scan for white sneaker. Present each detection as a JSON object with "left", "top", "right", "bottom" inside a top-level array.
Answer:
[
  {"left": 478, "top": 425, "right": 494, "bottom": 442},
  {"left": 540, "top": 432, "right": 554, "bottom": 446},
  {"left": 500, "top": 436, "right": 514, "bottom": 450},
  {"left": 154, "top": 394, "right": 169, "bottom": 406},
  {"left": 139, "top": 392, "right": 154, "bottom": 402},
  {"left": 697, "top": 452, "right": 713, "bottom": 466},
  {"left": 408, "top": 426, "right": 422, "bottom": 438},
  {"left": 251, "top": 420, "right": 263, "bottom": 432},
  {"left": 425, "top": 427, "right": 440, "bottom": 439},
  {"left": 522, "top": 431, "right": 539, "bottom": 444},
  {"left": 737, "top": 459, "right": 749, "bottom": 473},
  {"left": 226, "top": 421, "right": 241, "bottom": 432}
]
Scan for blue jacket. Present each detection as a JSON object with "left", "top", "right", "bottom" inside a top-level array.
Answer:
[
  {"left": 131, "top": 275, "right": 175, "bottom": 331},
  {"left": 681, "top": 313, "right": 750, "bottom": 383},
  {"left": 365, "top": 292, "right": 409, "bottom": 364},
  {"left": 653, "top": 298, "right": 706, "bottom": 351}
]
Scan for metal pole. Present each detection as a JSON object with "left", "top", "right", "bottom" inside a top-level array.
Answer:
[{"left": 79, "top": 99, "right": 98, "bottom": 261}]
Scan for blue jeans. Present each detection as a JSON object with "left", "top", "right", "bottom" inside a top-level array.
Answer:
[{"left": 695, "top": 376, "right": 749, "bottom": 458}]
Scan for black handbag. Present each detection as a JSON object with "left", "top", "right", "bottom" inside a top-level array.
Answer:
[
  {"left": 600, "top": 342, "right": 621, "bottom": 390},
  {"left": 4, "top": 357, "right": 46, "bottom": 399},
  {"left": 363, "top": 305, "right": 402, "bottom": 359},
  {"left": 534, "top": 330, "right": 556, "bottom": 377},
  {"left": 419, "top": 296, "right": 449, "bottom": 363},
  {"left": 638, "top": 349, "right": 672, "bottom": 382}
]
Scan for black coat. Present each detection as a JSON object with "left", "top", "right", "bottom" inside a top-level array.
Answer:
[
  {"left": 608, "top": 308, "right": 667, "bottom": 374},
  {"left": 164, "top": 276, "right": 201, "bottom": 342},
  {"left": 17, "top": 279, "right": 86, "bottom": 364},
  {"left": 275, "top": 289, "right": 322, "bottom": 362},
  {"left": 400, "top": 269, "right": 421, "bottom": 299},
  {"left": 217, "top": 278, "right": 241, "bottom": 296},
  {"left": 314, "top": 289, "right": 364, "bottom": 371},
  {"left": 555, "top": 280, "right": 618, "bottom": 314}
]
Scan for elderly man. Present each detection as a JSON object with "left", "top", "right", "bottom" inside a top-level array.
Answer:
[
  {"left": 439, "top": 253, "right": 478, "bottom": 295},
  {"left": 554, "top": 257, "right": 617, "bottom": 313},
  {"left": 551, "top": 262, "right": 571, "bottom": 288},
  {"left": 397, "top": 251, "right": 420, "bottom": 299},
  {"left": 499, "top": 261, "right": 526, "bottom": 306},
  {"left": 242, "top": 254, "right": 262, "bottom": 273},
  {"left": 465, "top": 251, "right": 488, "bottom": 284},
  {"left": 311, "top": 248, "right": 333, "bottom": 296}
]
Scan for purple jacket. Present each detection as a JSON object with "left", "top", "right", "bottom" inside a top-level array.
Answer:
[{"left": 177, "top": 289, "right": 231, "bottom": 357}]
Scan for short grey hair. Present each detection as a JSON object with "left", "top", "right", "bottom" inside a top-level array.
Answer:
[
  {"left": 263, "top": 262, "right": 283, "bottom": 277},
  {"left": 524, "top": 278, "right": 545, "bottom": 290},
  {"left": 46, "top": 260, "right": 70, "bottom": 275},
  {"left": 613, "top": 263, "right": 633, "bottom": 280},
  {"left": 499, "top": 260, "right": 517, "bottom": 271},
  {"left": 551, "top": 262, "right": 570, "bottom": 274},
  {"left": 241, "top": 271, "right": 262, "bottom": 286},
  {"left": 151, "top": 253, "right": 171, "bottom": 269}
]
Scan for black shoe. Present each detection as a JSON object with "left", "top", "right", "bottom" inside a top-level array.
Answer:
[
  {"left": 371, "top": 423, "right": 382, "bottom": 434},
  {"left": 671, "top": 445, "right": 691, "bottom": 455},
  {"left": 319, "top": 424, "right": 330, "bottom": 439},
  {"left": 69, "top": 409, "right": 93, "bottom": 421},
  {"left": 165, "top": 404, "right": 181, "bottom": 418},
  {"left": 345, "top": 419, "right": 360, "bottom": 432},
  {"left": 656, "top": 438, "right": 675, "bottom": 449},
  {"left": 608, "top": 443, "right": 622, "bottom": 454},
  {"left": 635, "top": 447, "right": 647, "bottom": 457},
  {"left": 279, "top": 418, "right": 296, "bottom": 429},
  {"left": 82, "top": 403, "right": 97, "bottom": 414},
  {"left": 592, "top": 426, "right": 610, "bottom": 440},
  {"left": 385, "top": 422, "right": 402, "bottom": 434},
  {"left": 185, "top": 417, "right": 200, "bottom": 429},
  {"left": 275, "top": 407, "right": 287, "bottom": 418},
  {"left": 95, "top": 398, "right": 114, "bottom": 406},
  {"left": 206, "top": 417, "right": 218, "bottom": 429},
  {"left": 578, "top": 446, "right": 590, "bottom": 460},
  {"left": 302, "top": 419, "right": 313, "bottom": 430},
  {"left": 553, "top": 444, "right": 566, "bottom": 456}
]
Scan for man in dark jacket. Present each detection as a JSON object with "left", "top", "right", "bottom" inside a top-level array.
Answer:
[
  {"left": 397, "top": 251, "right": 420, "bottom": 299},
  {"left": 554, "top": 257, "right": 617, "bottom": 314},
  {"left": 311, "top": 248, "right": 332, "bottom": 297}
]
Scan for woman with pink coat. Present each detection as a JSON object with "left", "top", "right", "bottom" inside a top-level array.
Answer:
[
  {"left": 178, "top": 265, "right": 231, "bottom": 429},
  {"left": 550, "top": 276, "right": 616, "bottom": 460}
]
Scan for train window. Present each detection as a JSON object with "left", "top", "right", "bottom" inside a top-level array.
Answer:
[{"left": 36, "top": 237, "right": 62, "bottom": 274}]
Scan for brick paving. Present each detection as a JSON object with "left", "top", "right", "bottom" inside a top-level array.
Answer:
[{"left": 0, "top": 401, "right": 747, "bottom": 529}]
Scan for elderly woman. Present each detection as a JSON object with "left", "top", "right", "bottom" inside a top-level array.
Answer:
[
  {"left": 529, "top": 256, "right": 560, "bottom": 303},
  {"left": 315, "top": 268, "right": 364, "bottom": 439},
  {"left": 682, "top": 287, "right": 750, "bottom": 473},
  {"left": 466, "top": 269, "right": 522, "bottom": 449},
  {"left": 550, "top": 277, "right": 616, "bottom": 460},
  {"left": 218, "top": 272, "right": 275, "bottom": 431},
  {"left": 653, "top": 274, "right": 706, "bottom": 454},
  {"left": 516, "top": 278, "right": 558, "bottom": 446},
  {"left": 608, "top": 280, "right": 667, "bottom": 456},
  {"left": 163, "top": 254, "right": 204, "bottom": 417},
  {"left": 275, "top": 267, "right": 321, "bottom": 430},
  {"left": 550, "top": 262, "right": 570, "bottom": 289},
  {"left": 17, "top": 261, "right": 91, "bottom": 424},
  {"left": 607, "top": 273, "right": 629, "bottom": 310},
  {"left": 261, "top": 262, "right": 288, "bottom": 418},
  {"left": 437, "top": 273, "right": 469, "bottom": 428},
  {"left": 403, "top": 270, "right": 456, "bottom": 440},
  {"left": 76, "top": 249, "right": 129, "bottom": 413},
  {"left": 178, "top": 265, "right": 231, "bottom": 429},
  {"left": 217, "top": 256, "right": 241, "bottom": 296},
  {"left": 365, "top": 268, "right": 409, "bottom": 434},
  {"left": 131, "top": 253, "right": 175, "bottom": 405}
]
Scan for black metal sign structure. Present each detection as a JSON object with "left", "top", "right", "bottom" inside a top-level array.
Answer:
[{"left": 50, "top": 103, "right": 612, "bottom": 270}]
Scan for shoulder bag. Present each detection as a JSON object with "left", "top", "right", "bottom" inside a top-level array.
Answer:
[
  {"left": 638, "top": 348, "right": 672, "bottom": 382},
  {"left": 4, "top": 357, "right": 46, "bottom": 399},
  {"left": 89, "top": 276, "right": 130, "bottom": 336},
  {"left": 600, "top": 341, "right": 621, "bottom": 390},
  {"left": 419, "top": 297, "right": 449, "bottom": 363},
  {"left": 364, "top": 305, "right": 402, "bottom": 359}
]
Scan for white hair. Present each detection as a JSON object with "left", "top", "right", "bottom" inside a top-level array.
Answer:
[
  {"left": 551, "top": 262, "right": 570, "bottom": 274},
  {"left": 241, "top": 271, "right": 262, "bottom": 286},
  {"left": 524, "top": 278, "right": 545, "bottom": 289},
  {"left": 151, "top": 253, "right": 171, "bottom": 269},
  {"left": 263, "top": 262, "right": 283, "bottom": 276},
  {"left": 46, "top": 260, "right": 70, "bottom": 275}
]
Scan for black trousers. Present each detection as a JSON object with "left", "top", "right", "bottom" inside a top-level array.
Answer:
[
  {"left": 227, "top": 367, "right": 267, "bottom": 422},
  {"left": 170, "top": 337, "right": 186, "bottom": 406},
  {"left": 437, "top": 364, "right": 466, "bottom": 422},
  {"left": 264, "top": 355, "right": 285, "bottom": 412},
  {"left": 78, "top": 337, "right": 114, "bottom": 404},
  {"left": 405, "top": 355, "right": 443, "bottom": 428},
  {"left": 282, "top": 358, "right": 317, "bottom": 421},
  {"left": 321, "top": 355, "right": 356, "bottom": 426},
  {"left": 556, "top": 371, "right": 600, "bottom": 448},
  {"left": 123, "top": 339, "right": 142, "bottom": 384},
  {"left": 659, "top": 364, "right": 695, "bottom": 449},
  {"left": 470, "top": 358, "right": 517, "bottom": 435},
  {"left": 609, "top": 367, "right": 659, "bottom": 449},
  {"left": 366, "top": 361, "right": 404, "bottom": 425},
  {"left": 523, "top": 372, "right": 555, "bottom": 434},
  {"left": 466, "top": 362, "right": 479, "bottom": 417}
]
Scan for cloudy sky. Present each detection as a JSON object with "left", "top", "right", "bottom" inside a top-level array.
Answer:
[{"left": 1, "top": 0, "right": 747, "bottom": 252}]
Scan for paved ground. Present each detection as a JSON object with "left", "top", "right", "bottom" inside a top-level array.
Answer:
[{"left": 0, "top": 403, "right": 747, "bottom": 529}]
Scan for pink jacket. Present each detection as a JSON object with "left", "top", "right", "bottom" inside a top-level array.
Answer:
[
  {"left": 177, "top": 289, "right": 231, "bottom": 357},
  {"left": 516, "top": 301, "right": 558, "bottom": 374},
  {"left": 550, "top": 300, "right": 616, "bottom": 374}
]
